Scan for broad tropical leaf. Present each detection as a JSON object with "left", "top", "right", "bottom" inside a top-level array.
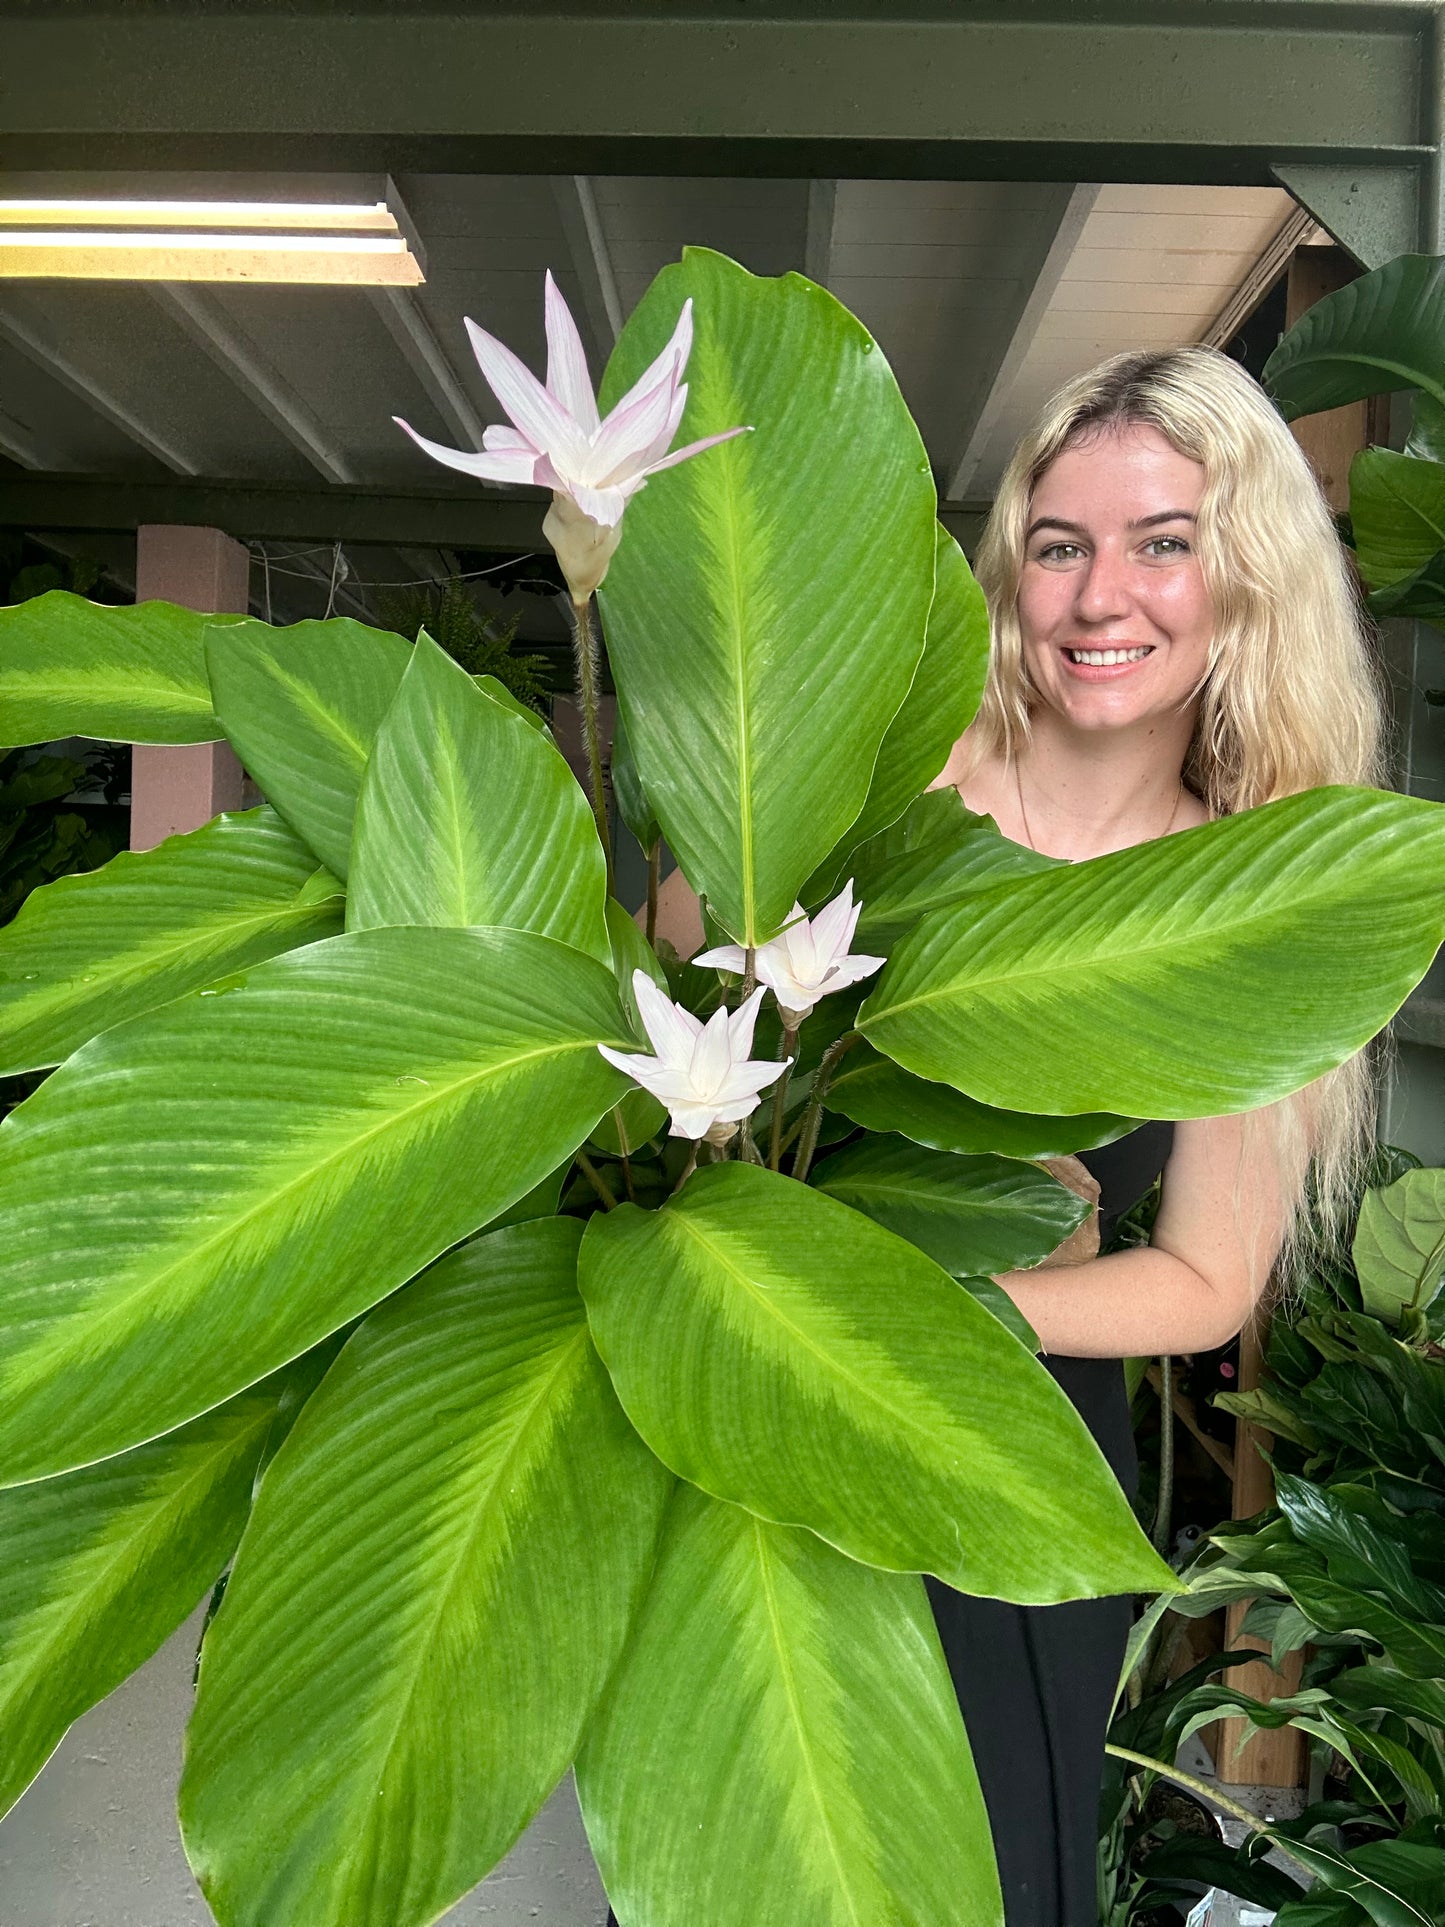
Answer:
[
  {"left": 810, "top": 1137, "right": 1090, "bottom": 1275},
  {"left": 0, "top": 925, "right": 629, "bottom": 1485},
  {"left": 850, "top": 792, "right": 1057, "bottom": 947},
  {"left": 1348, "top": 449, "right": 1445, "bottom": 589},
  {"left": 597, "top": 248, "right": 937, "bottom": 945},
  {"left": 1353, "top": 1168, "right": 1445, "bottom": 1323},
  {"left": 1368, "top": 550, "right": 1445, "bottom": 624},
  {"left": 610, "top": 708, "right": 660, "bottom": 853},
  {"left": 579, "top": 1163, "right": 1174, "bottom": 1601},
  {"left": 0, "top": 593, "right": 220, "bottom": 745},
  {"left": 577, "top": 1484, "right": 1001, "bottom": 1927},
  {"left": 348, "top": 631, "right": 608, "bottom": 959},
  {"left": 0, "top": 1374, "right": 281, "bottom": 1820},
  {"left": 0, "top": 806, "right": 342, "bottom": 1075},
  {"left": 1264, "top": 254, "right": 1445, "bottom": 419},
  {"left": 806, "top": 524, "right": 989, "bottom": 898},
  {"left": 859, "top": 788, "right": 1445, "bottom": 1118},
  {"left": 826, "top": 1043, "right": 1138, "bottom": 1158},
  {"left": 204, "top": 615, "right": 411, "bottom": 878},
  {"left": 181, "top": 1221, "right": 671, "bottom": 1927}
]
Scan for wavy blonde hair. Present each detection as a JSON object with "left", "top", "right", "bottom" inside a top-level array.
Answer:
[{"left": 966, "top": 346, "right": 1388, "bottom": 1264}]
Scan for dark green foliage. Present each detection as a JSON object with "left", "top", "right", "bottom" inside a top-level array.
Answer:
[{"left": 380, "top": 573, "right": 552, "bottom": 713}]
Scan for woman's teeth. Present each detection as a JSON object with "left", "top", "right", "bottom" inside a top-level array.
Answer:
[{"left": 1067, "top": 646, "right": 1152, "bottom": 665}]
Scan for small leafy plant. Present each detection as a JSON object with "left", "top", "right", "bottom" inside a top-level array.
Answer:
[{"left": 0, "top": 251, "right": 1443, "bottom": 1927}]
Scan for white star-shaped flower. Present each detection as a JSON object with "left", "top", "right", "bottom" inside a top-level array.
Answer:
[
  {"left": 598, "top": 971, "right": 788, "bottom": 1143},
  {"left": 695, "top": 880, "right": 885, "bottom": 1025}
]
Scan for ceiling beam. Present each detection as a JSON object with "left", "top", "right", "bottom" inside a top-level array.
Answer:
[
  {"left": 149, "top": 283, "right": 357, "bottom": 483},
  {"left": 0, "top": 6, "right": 1429, "bottom": 181},
  {"left": 551, "top": 175, "right": 623, "bottom": 363},
  {"left": 0, "top": 401, "right": 62, "bottom": 471},
  {"left": 0, "top": 303, "right": 201, "bottom": 474},
  {"left": 944, "top": 183, "right": 1097, "bottom": 504},
  {"left": 369, "top": 287, "right": 488, "bottom": 452},
  {"left": 0, "top": 470, "right": 991, "bottom": 556}
]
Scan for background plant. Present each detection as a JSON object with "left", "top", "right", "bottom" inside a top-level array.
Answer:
[{"left": 0, "top": 248, "right": 1441, "bottom": 1927}]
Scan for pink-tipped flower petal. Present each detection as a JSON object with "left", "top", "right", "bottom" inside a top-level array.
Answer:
[
  {"left": 464, "top": 315, "right": 591, "bottom": 476},
  {"left": 643, "top": 424, "right": 752, "bottom": 478},
  {"left": 393, "top": 418, "right": 539, "bottom": 486},
  {"left": 543, "top": 270, "right": 600, "bottom": 435}
]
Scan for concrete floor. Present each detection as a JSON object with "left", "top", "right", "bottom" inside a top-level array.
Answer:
[{"left": 0, "top": 1609, "right": 611, "bottom": 1927}]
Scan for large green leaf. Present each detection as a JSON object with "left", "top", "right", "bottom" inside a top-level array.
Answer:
[
  {"left": 610, "top": 707, "right": 660, "bottom": 853},
  {"left": 596, "top": 248, "right": 938, "bottom": 946},
  {"left": 1264, "top": 254, "right": 1445, "bottom": 420},
  {"left": 0, "top": 1373, "right": 280, "bottom": 1820},
  {"left": 1368, "top": 550, "right": 1445, "bottom": 625},
  {"left": 826, "top": 1043, "right": 1139, "bottom": 1158},
  {"left": 0, "top": 593, "right": 220, "bottom": 745},
  {"left": 859, "top": 787, "right": 1445, "bottom": 1119},
  {"left": 805, "top": 524, "right": 990, "bottom": 899},
  {"left": 578, "top": 1483, "right": 1001, "bottom": 1927},
  {"left": 579, "top": 1163, "right": 1173, "bottom": 1601},
  {"left": 810, "top": 1138, "right": 1090, "bottom": 1275},
  {"left": 204, "top": 615, "right": 412, "bottom": 878},
  {"left": 849, "top": 790, "right": 1057, "bottom": 947},
  {"left": 181, "top": 1220, "right": 670, "bottom": 1927},
  {"left": 0, "top": 806, "right": 342, "bottom": 1075},
  {"left": 0, "top": 924, "right": 628, "bottom": 1486},
  {"left": 348, "top": 631, "right": 608, "bottom": 959},
  {"left": 1349, "top": 449, "right": 1445, "bottom": 590},
  {"left": 1354, "top": 1168, "right": 1445, "bottom": 1325}
]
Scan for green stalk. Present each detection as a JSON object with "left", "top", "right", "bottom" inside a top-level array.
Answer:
[
  {"left": 1103, "top": 1745, "right": 1319, "bottom": 1886},
  {"left": 1152, "top": 1354, "right": 1174, "bottom": 1554},
  {"left": 574, "top": 1150, "right": 617, "bottom": 1211},
  {"left": 792, "top": 1033, "right": 857, "bottom": 1184},
  {"left": 571, "top": 595, "right": 614, "bottom": 890},
  {"left": 646, "top": 840, "right": 661, "bottom": 947},
  {"left": 768, "top": 1023, "right": 801, "bottom": 1170}
]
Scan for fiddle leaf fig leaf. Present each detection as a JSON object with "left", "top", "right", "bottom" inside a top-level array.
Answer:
[
  {"left": 805, "top": 523, "right": 990, "bottom": 899},
  {"left": 578, "top": 1484, "right": 1002, "bottom": 1927},
  {"left": 1353, "top": 1168, "right": 1445, "bottom": 1325},
  {"left": 204, "top": 615, "right": 412, "bottom": 878},
  {"left": 0, "top": 925, "right": 630, "bottom": 1486},
  {"left": 348, "top": 630, "right": 609, "bottom": 960},
  {"left": 0, "top": 1373, "right": 284, "bottom": 1822},
  {"left": 579, "top": 1163, "right": 1174, "bottom": 1602},
  {"left": 859, "top": 788, "right": 1445, "bottom": 1118},
  {"left": 825, "top": 1043, "right": 1138, "bottom": 1159},
  {"left": 0, "top": 806, "right": 343, "bottom": 1076},
  {"left": 597, "top": 248, "right": 937, "bottom": 945},
  {"left": 181, "top": 1220, "right": 671, "bottom": 1927},
  {"left": 0, "top": 593, "right": 220, "bottom": 745},
  {"left": 810, "top": 1138, "right": 1090, "bottom": 1276}
]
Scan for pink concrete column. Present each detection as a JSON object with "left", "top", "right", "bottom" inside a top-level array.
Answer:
[{"left": 129, "top": 525, "right": 249, "bottom": 851}]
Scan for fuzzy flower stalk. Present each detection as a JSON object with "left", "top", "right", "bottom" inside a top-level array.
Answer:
[
  {"left": 598, "top": 971, "right": 788, "bottom": 1148},
  {"left": 395, "top": 274, "right": 750, "bottom": 880}
]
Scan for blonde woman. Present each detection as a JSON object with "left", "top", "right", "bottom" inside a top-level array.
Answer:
[
  {"left": 647, "top": 345, "right": 1383, "bottom": 1924},
  {"left": 925, "top": 344, "right": 1383, "bottom": 1925}
]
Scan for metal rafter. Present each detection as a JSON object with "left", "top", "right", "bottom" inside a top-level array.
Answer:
[
  {"left": 149, "top": 283, "right": 357, "bottom": 484},
  {"left": 551, "top": 175, "right": 623, "bottom": 363},
  {"left": 369, "top": 287, "right": 488, "bottom": 452}
]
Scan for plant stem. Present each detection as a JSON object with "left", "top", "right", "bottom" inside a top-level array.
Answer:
[
  {"left": 574, "top": 1150, "right": 617, "bottom": 1212},
  {"left": 792, "top": 1033, "right": 857, "bottom": 1184},
  {"left": 1152, "top": 1353, "right": 1174, "bottom": 1554},
  {"left": 768, "top": 1023, "right": 801, "bottom": 1169},
  {"left": 1102, "top": 1746, "right": 1319, "bottom": 1885},
  {"left": 671, "top": 1143, "right": 700, "bottom": 1194},
  {"left": 619, "top": 1151, "right": 636, "bottom": 1202},
  {"left": 740, "top": 946, "right": 757, "bottom": 1002},
  {"left": 646, "top": 840, "right": 661, "bottom": 947},
  {"left": 570, "top": 595, "right": 614, "bottom": 890},
  {"left": 738, "top": 1118, "right": 764, "bottom": 1165}
]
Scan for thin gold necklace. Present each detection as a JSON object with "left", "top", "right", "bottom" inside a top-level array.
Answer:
[{"left": 1013, "top": 760, "right": 1185, "bottom": 859}]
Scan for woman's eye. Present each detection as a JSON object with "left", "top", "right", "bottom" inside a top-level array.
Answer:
[
  {"left": 1144, "top": 535, "right": 1190, "bottom": 557},
  {"left": 1036, "top": 542, "right": 1084, "bottom": 563}
]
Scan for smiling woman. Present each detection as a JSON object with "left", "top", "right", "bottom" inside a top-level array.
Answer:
[{"left": 926, "top": 345, "right": 1388, "bottom": 1925}]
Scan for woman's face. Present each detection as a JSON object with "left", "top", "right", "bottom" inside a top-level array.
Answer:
[{"left": 1016, "top": 422, "right": 1213, "bottom": 737}]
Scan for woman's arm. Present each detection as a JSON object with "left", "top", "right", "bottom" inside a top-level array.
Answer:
[{"left": 998, "top": 1108, "right": 1301, "bottom": 1358}]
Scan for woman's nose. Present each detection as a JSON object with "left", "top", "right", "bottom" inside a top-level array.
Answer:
[{"left": 1073, "top": 551, "right": 1132, "bottom": 623}]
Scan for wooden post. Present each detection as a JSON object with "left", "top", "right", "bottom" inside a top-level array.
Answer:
[{"left": 129, "top": 525, "right": 248, "bottom": 851}]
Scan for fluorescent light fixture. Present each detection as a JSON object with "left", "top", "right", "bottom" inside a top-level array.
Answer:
[{"left": 0, "top": 197, "right": 424, "bottom": 284}]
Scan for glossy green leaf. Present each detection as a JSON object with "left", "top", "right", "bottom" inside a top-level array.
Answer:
[
  {"left": 860, "top": 788, "right": 1445, "bottom": 1119},
  {"left": 1407, "top": 389, "right": 1445, "bottom": 463},
  {"left": 1349, "top": 449, "right": 1445, "bottom": 590},
  {"left": 1264, "top": 254, "right": 1445, "bottom": 420},
  {"left": 610, "top": 707, "right": 659, "bottom": 852},
  {"left": 578, "top": 1483, "right": 1000, "bottom": 1927},
  {"left": 0, "top": 806, "right": 342, "bottom": 1075},
  {"left": 605, "top": 896, "right": 667, "bottom": 1006},
  {"left": 1278, "top": 1836, "right": 1443, "bottom": 1927},
  {"left": 1368, "top": 550, "right": 1445, "bottom": 624},
  {"left": 579, "top": 1163, "right": 1174, "bottom": 1601},
  {"left": 0, "top": 593, "right": 221, "bottom": 746},
  {"left": 204, "top": 615, "right": 412, "bottom": 878},
  {"left": 597, "top": 248, "right": 937, "bottom": 945},
  {"left": 0, "top": 925, "right": 629, "bottom": 1486},
  {"left": 810, "top": 1138, "right": 1090, "bottom": 1275},
  {"left": 0, "top": 1375, "right": 280, "bottom": 1820},
  {"left": 181, "top": 1220, "right": 671, "bottom": 1927},
  {"left": 1354, "top": 1168, "right": 1445, "bottom": 1323},
  {"left": 348, "top": 631, "right": 608, "bottom": 959},
  {"left": 806, "top": 524, "right": 989, "bottom": 898},
  {"left": 826, "top": 1043, "right": 1139, "bottom": 1158},
  {"left": 850, "top": 792, "right": 1057, "bottom": 947}
]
